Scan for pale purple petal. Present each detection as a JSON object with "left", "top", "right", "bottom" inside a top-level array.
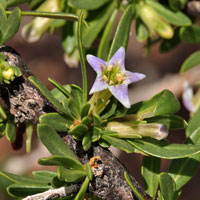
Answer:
[
  {"left": 109, "top": 84, "right": 130, "bottom": 108},
  {"left": 182, "top": 82, "right": 196, "bottom": 112},
  {"left": 86, "top": 55, "right": 107, "bottom": 74},
  {"left": 89, "top": 76, "right": 108, "bottom": 94},
  {"left": 124, "top": 71, "right": 146, "bottom": 85},
  {"left": 109, "top": 47, "right": 125, "bottom": 70}
]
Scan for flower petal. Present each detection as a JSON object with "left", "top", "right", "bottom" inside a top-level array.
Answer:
[
  {"left": 109, "top": 47, "right": 125, "bottom": 70},
  {"left": 109, "top": 84, "right": 130, "bottom": 108},
  {"left": 182, "top": 82, "right": 196, "bottom": 112},
  {"left": 124, "top": 71, "right": 146, "bottom": 85},
  {"left": 86, "top": 55, "right": 107, "bottom": 74},
  {"left": 89, "top": 76, "right": 108, "bottom": 94}
]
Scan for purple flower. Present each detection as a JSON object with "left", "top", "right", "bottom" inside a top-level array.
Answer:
[
  {"left": 182, "top": 82, "right": 196, "bottom": 113},
  {"left": 86, "top": 47, "right": 146, "bottom": 108}
]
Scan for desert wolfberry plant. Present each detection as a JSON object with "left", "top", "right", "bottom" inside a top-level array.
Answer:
[{"left": 0, "top": 0, "right": 200, "bottom": 200}]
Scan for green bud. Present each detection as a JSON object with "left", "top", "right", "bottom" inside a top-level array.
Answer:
[
  {"left": 138, "top": 3, "right": 173, "bottom": 39},
  {"left": 107, "top": 121, "right": 168, "bottom": 140},
  {"left": 155, "top": 20, "right": 174, "bottom": 39},
  {"left": 2, "top": 68, "right": 15, "bottom": 80},
  {"left": 21, "top": 0, "right": 62, "bottom": 43}
]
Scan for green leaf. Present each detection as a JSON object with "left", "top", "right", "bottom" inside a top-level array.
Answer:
[
  {"left": 0, "top": 123, "right": 6, "bottom": 138},
  {"left": 108, "top": 102, "right": 127, "bottom": 120},
  {"left": 71, "top": 84, "right": 83, "bottom": 109},
  {"left": 159, "top": 173, "right": 176, "bottom": 200},
  {"left": 82, "top": 1, "right": 116, "bottom": 48},
  {"left": 180, "top": 50, "right": 200, "bottom": 73},
  {"left": 29, "top": 76, "right": 70, "bottom": 116},
  {"left": 101, "top": 98, "right": 118, "bottom": 120},
  {"left": 86, "top": 163, "right": 93, "bottom": 181},
  {"left": 49, "top": 78, "right": 72, "bottom": 99},
  {"left": 6, "top": 0, "right": 28, "bottom": 8},
  {"left": 0, "top": 103, "right": 7, "bottom": 119},
  {"left": 145, "top": 115, "right": 187, "bottom": 130},
  {"left": 51, "top": 176, "right": 66, "bottom": 188},
  {"left": 135, "top": 18, "right": 149, "bottom": 42},
  {"left": 108, "top": 5, "right": 133, "bottom": 60},
  {"left": 69, "top": 0, "right": 110, "bottom": 10},
  {"left": 91, "top": 127, "right": 101, "bottom": 142},
  {"left": 57, "top": 166, "right": 86, "bottom": 183},
  {"left": 0, "top": 4, "right": 6, "bottom": 32},
  {"left": 136, "top": 90, "right": 180, "bottom": 119},
  {"left": 97, "top": 8, "right": 118, "bottom": 60},
  {"left": 93, "top": 114, "right": 102, "bottom": 127},
  {"left": 142, "top": 156, "right": 160, "bottom": 198},
  {"left": 7, "top": 184, "right": 50, "bottom": 198},
  {"left": 180, "top": 25, "right": 200, "bottom": 43},
  {"left": 102, "top": 135, "right": 135, "bottom": 153},
  {"left": 38, "top": 155, "right": 84, "bottom": 170},
  {"left": 146, "top": 0, "right": 191, "bottom": 26},
  {"left": 68, "top": 97, "right": 80, "bottom": 119},
  {"left": 12, "top": 65, "right": 22, "bottom": 77},
  {"left": 74, "top": 176, "right": 89, "bottom": 200},
  {"left": 169, "top": 0, "right": 187, "bottom": 11},
  {"left": 1, "top": 7, "right": 21, "bottom": 44},
  {"left": 169, "top": 127, "right": 200, "bottom": 190},
  {"left": 124, "top": 172, "right": 145, "bottom": 200},
  {"left": 25, "top": 122, "right": 33, "bottom": 153},
  {"left": 5, "top": 119, "right": 16, "bottom": 142},
  {"left": 82, "top": 131, "right": 92, "bottom": 151},
  {"left": 98, "top": 138, "right": 110, "bottom": 148},
  {"left": 0, "top": 171, "right": 48, "bottom": 186},
  {"left": 33, "top": 170, "right": 57, "bottom": 183},
  {"left": 68, "top": 123, "right": 88, "bottom": 138},
  {"left": 38, "top": 124, "right": 82, "bottom": 164},
  {"left": 39, "top": 113, "right": 72, "bottom": 132},
  {"left": 81, "top": 103, "right": 91, "bottom": 118},
  {"left": 186, "top": 106, "right": 200, "bottom": 137},
  {"left": 81, "top": 116, "right": 92, "bottom": 126},
  {"left": 128, "top": 138, "right": 200, "bottom": 159}
]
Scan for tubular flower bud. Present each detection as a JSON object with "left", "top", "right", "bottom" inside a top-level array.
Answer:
[
  {"left": 139, "top": 3, "right": 174, "bottom": 39},
  {"left": 21, "top": 0, "right": 62, "bottom": 43},
  {"left": 182, "top": 82, "right": 200, "bottom": 114},
  {"left": 107, "top": 121, "right": 168, "bottom": 140}
]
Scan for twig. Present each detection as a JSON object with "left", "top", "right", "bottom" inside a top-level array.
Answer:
[{"left": 22, "top": 185, "right": 80, "bottom": 200}]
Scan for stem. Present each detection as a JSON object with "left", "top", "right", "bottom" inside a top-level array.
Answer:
[
  {"left": 77, "top": 12, "right": 88, "bottom": 104},
  {"left": 6, "top": 10, "right": 88, "bottom": 26}
]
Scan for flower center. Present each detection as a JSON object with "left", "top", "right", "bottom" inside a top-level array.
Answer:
[{"left": 102, "top": 64, "right": 125, "bottom": 85}]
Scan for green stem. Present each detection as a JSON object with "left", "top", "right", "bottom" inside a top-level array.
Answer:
[
  {"left": 5, "top": 10, "right": 88, "bottom": 26},
  {"left": 77, "top": 12, "right": 88, "bottom": 104}
]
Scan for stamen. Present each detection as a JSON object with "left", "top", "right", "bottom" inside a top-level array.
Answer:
[
  {"left": 103, "top": 75, "right": 108, "bottom": 82},
  {"left": 109, "top": 80, "right": 114, "bottom": 85},
  {"left": 116, "top": 73, "right": 124, "bottom": 83},
  {"left": 107, "top": 65, "right": 113, "bottom": 71}
]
